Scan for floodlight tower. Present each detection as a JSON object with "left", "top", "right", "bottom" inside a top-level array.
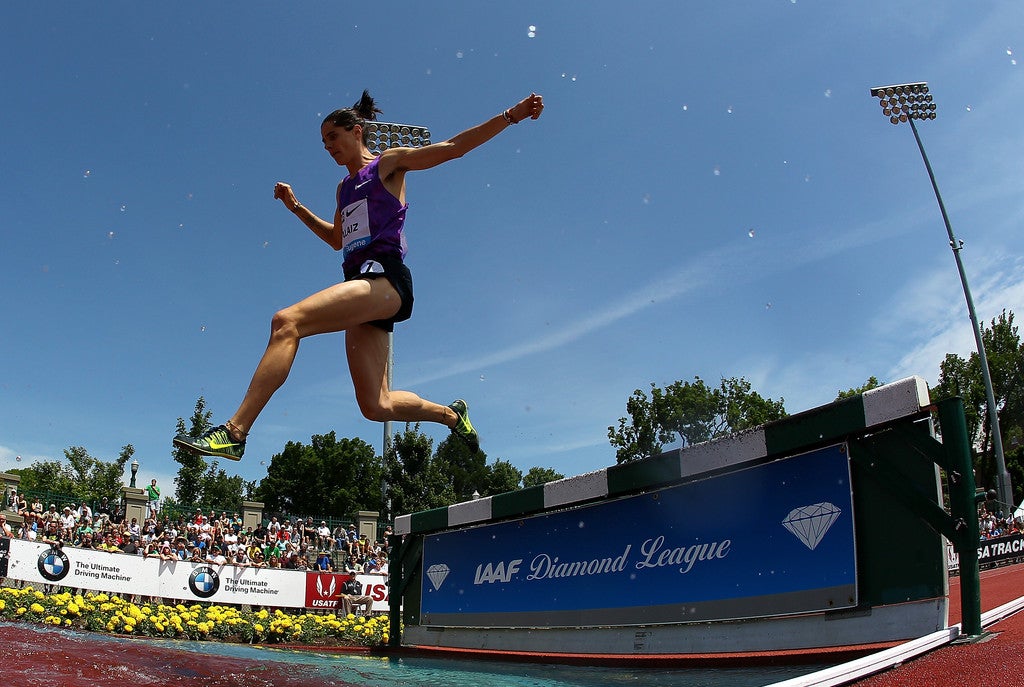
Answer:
[
  {"left": 363, "top": 121, "right": 432, "bottom": 456},
  {"left": 870, "top": 82, "right": 1013, "bottom": 513}
]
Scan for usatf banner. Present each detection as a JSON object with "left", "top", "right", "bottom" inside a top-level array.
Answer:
[
  {"left": 420, "top": 444, "right": 857, "bottom": 627},
  {"left": 947, "top": 532, "right": 1024, "bottom": 572}
]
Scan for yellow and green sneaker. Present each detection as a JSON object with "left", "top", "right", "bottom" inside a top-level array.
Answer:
[
  {"left": 173, "top": 425, "right": 245, "bottom": 461},
  {"left": 448, "top": 399, "right": 480, "bottom": 453}
]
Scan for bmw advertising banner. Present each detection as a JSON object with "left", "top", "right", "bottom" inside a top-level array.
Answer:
[{"left": 421, "top": 444, "right": 857, "bottom": 627}]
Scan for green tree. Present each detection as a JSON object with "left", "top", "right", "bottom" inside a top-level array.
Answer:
[
  {"left": 523, "top": 466, "right": 565, "bottom": 488},
  {"left": 255, "top": 432, "right": 382, "bottom": 517},
  {"left": 172, "top": 397, "right": 214, "bottom": 506},
  {"left": 11, "top": 445, "right": 133, "bottom": 505},
  {"left": 836, "top": 376, "right": 883, "bottom": 400},
  {"left": 485, "top": 459, "right": 523, "bottom": 496},
  {"left": 435, "top": 435, "right": 489, "bottom": 502},
  {"left": 382, "top": 424, "right": 455, "bottom": 517},
  {"left": 935, "top": 310, "right": 1024, "bottom": 502},
  {"left": 609, "top": 376, "right": 787, "bottom": 463}
]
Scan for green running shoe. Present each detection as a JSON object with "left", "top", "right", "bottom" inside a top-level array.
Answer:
[
  {"left": 173, "top": 425, "right": 245, "bottom": 461},
  {"left": 448, "top": 399, "right": 479, "bottom": 453}
]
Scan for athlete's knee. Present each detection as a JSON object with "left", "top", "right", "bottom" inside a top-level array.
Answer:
[
  {"left": 355, "top": 393, "right": 392, "bottom": 423},
  {"left": 269, "top": 308, "right": 300, "bottom": 341}
]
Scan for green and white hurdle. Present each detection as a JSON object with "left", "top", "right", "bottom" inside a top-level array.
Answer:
[{"left": 388, "top": 376, "right": 981, "bottom": 657}]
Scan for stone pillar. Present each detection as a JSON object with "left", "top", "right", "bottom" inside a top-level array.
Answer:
[
  {"left": 357, "top": 510, "right": 379, "bottom": 542},
  {"left": 241, "top": 501, "right": 264, "bottom": 532},
  {"left": 121, "top": 487, "right": 148, "bottom": 525}
]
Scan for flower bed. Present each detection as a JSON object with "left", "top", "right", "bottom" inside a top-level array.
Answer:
[{"left": 0, "top": 585, "right": 390, "bottom": 646}]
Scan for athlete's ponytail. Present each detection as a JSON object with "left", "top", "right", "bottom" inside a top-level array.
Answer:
[{"left": 322, "top": 89, "right": 383, "bottom": 146}]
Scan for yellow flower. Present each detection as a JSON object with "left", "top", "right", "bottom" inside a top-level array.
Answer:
[{"left": 30, "top": 603, "right": 45, "bottom": 614}]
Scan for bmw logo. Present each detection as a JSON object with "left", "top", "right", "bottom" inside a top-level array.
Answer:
[
  {"left": 37, "top": 547, "right": 71, "bottom": 582},
  {"left": 188, "top": 566, "right": 220, "bottom": 599}
]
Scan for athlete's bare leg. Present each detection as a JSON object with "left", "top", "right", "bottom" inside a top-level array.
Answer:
[{"left": 225, "top": 278, "right": 455, "bottom": 440}]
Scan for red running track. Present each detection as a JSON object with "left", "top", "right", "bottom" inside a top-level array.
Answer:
[{"left": 851, "top": 563, "right": 1024, "bottom": 687}]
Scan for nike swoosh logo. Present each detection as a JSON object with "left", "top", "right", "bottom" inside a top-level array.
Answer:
[
  {"left": 208, "top": 441, "right": 239, "bottom": 450},
  {"left": 345, "top": 207, "right": 359, "bottom": 217},
  {"left": 355, "top": 179, "right": 372, "bottom": 189}
]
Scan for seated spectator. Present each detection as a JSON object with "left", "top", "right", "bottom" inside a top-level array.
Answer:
[
  {"left": 314, "top": 550, "right": 334, "bottom": 572},
  {"left": 30, "top": 496, "right": 43, "bottom": 515},
  {"left": 338, "top": 575, "right": 372, "bottom": 617},
  {"left": 0, "top": 513, "right": 11, "bottom": 538}
]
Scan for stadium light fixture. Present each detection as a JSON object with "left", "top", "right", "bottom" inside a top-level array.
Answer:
[{"left": 870, "top": 81, "right": 1013, "bottom": 514}]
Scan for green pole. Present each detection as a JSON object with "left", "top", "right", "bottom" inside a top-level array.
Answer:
[
  {"left": 387, "top": 533, "right": 401, "bottom": 648},
  {"left": 937, "top": 396, "right": 982, "bottom": 637}
]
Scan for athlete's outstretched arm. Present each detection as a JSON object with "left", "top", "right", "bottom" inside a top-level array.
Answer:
[{"left": 378, "top": 93, "right": 544, "bottom": 180}]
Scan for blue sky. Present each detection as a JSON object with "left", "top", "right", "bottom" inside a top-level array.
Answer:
[{"left": 1, "top": 2, "right": 1022, "bottom": 497}]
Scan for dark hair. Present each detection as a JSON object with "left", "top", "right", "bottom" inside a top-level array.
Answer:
[{"left": 323, "top": 89, "right": 383, "bottom": 145}]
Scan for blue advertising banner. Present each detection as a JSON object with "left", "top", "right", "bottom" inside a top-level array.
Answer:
[{"left": 421, "top": 444, "right": 857, "bottom": 627}]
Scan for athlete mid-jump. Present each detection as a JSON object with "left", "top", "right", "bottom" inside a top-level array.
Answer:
[{"left": 174, "top": 90, "right": 545, "bottom": 460}]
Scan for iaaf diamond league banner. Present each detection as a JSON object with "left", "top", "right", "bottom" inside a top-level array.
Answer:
[{"left": 420, "top": 443, "right": 857, "bottom": 627}]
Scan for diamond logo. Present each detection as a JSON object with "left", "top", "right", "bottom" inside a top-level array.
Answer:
[
  {"left": 426, "top": 563, "right": 450, "bottom": 591},
  {"left": 782, "top": 502, "right": 841, "bottom": 550}
]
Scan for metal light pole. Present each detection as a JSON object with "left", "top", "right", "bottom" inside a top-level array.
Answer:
[
  {"left": 363, "top": 121, "right": 432, "bottom": 457},
  {"left": 130, "top": 459, "right": 139, "bottom": 489},
  {"left": 870, "top": 82, "right": 1013, "bottom": 513}
]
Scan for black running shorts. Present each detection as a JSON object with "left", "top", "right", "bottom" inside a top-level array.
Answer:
[{"left": 344, "top": 255, "right": 414, "bottom": 333}]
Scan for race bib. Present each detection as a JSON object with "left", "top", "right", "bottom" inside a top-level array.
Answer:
[{"left": 341, "top": 198, "right": 371, "bottom": 259}]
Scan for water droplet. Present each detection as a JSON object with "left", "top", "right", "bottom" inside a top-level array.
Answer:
[
  {"left": 1008, "top": 48, "right": 1014, "bottom": 56},
  {"left": 178, "top": 223, "right": 184, "bottom": 229},
  {"left": 16, "top": 455, "right": 21, "bottom": 462},
  {"left": 83, "top": 170, "right": 91, "bottom": 178},
  {"left": 824, "top": 89, "right": 832, "bottom": 98},
  {"left": 765, "top": 302, "right": 773, "bottom": 310},
  {"left": 479, "top": 375, "right": 486, "bottom": 381},
  {"left": 527, "top": 25, "right": 536, "bottom": 38},
  {"left": 713, "top": 165, "right": 721, "bottom": 176},
  {"left": 263, "top": 241, "right": 270, "bottom": 248},
  {"left": 200, "top": 324, "right": 206, "bottom": 332},
  {"left": 456, "top": 50, "right": 463, "bottom": 59},
  {"left": 748, "top": 229, "right": 755, "bottom": 238},
  {"left": 107, "top": 231, "right": 116, "bottom": 239},
  {"left": 120, "top": 204, "right": 127, "bottom": 212},
  {"left": 966, "top": 105, "right": 972, "bottom": 112},
  {"left": 642, "top": 193, "right": 651, "bottom": 204},
  {"left": 682, "top": 104, "right": 688, "bottom": 111},
  {"left": 726, "top": 105, "right": 733, "bottom": 114}
]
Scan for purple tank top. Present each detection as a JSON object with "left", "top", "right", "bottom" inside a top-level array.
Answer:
[{"left": 336, "top": 157, "right": 408, "bottom": 272}]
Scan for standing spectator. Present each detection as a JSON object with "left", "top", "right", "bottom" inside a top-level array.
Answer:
[
  {"left": 75, "top": 501, "right": 93, "bottom": 523},
  {"left": 145, "top": 479, "right": 161, "bottom": 517}
]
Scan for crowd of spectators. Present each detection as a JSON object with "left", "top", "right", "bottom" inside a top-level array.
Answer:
[
  {"left": 2, "top": 488, "right": 390, "bottom": 576},
  {"left": 978, "top": 500, "right": 1021, "bottom": 541}
]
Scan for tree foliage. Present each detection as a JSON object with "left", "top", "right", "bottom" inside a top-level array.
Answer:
[
  {"left": 836, "top": 376, "right": 883, "bottom": 400},
  {"left": 254, "top": 432, "right": 382, "bottom": 517},
  {"left": 523, "top": 466, "right": 565, "bottom": 488},
  {"left": 608, "top": 376, "right": 787, "bottom": 463},
  {"left": 172, "top": 397, "right": 214, "bottom": 506},
  {"left": 934, "top": 310, "right": 1024, "bottom": 502},
  {"left": 10, "top": 444, "right": 134, "bottom": 505},
  {"left": 382, "top": 424, "right": 454, "bottom": 518}
]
